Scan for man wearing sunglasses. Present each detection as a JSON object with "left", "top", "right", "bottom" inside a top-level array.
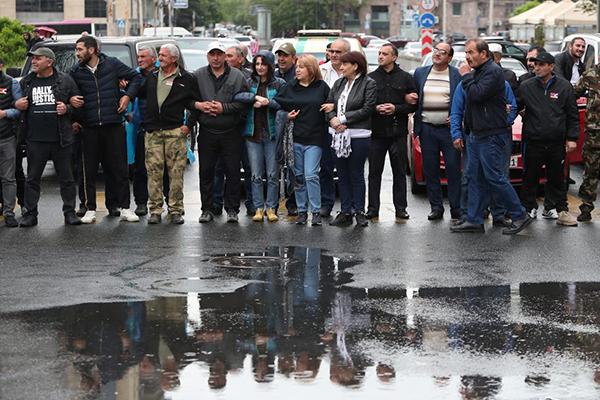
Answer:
[
  {"left": 410, "top": 43, "right": 462, "bottom": 221},
  {"left": 518, "top": 45, "right": 545, "bottom": 85}
]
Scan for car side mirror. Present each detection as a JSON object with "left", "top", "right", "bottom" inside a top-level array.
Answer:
[{"left": 6, "top": 67, "right": 21, "bottom": 78}]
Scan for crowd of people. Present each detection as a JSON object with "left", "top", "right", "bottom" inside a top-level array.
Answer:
[{"left": 0, "top": 34, "right": 598, "bottom": 234}]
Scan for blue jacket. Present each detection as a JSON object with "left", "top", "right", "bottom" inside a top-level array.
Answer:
[
  {"left": 233, "top": 76, "right": 285, "bottom": 141},
  {"left": 450, "top": 81, "right": 517, "bottom": 142},
  {"left": 412, "top": 64, "right": 462, "bottom": 137},
  {"left": 70, "top": 53, "right": 141, "bottom": 127},
  {"left": 461, "top": 59, "right": 509, "bottom": 137}
]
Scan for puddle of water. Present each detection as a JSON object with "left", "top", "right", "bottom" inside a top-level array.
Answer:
[{"left": 3, "top": 247, "right": 600, "bottom": 399}]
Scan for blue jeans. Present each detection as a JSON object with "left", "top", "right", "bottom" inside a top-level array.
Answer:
[
  {"left": 420, "top": 123, "right": 461, "bottom": 214},
  {"left": 293, "top": 143, "right": 322, "bottom": 213},
  {"left": 319, "top": 132, "right": 336, "bottom": 211},
  {"left": 467, "top": 133, "right": 525, "bottom": 224},
  {"left": 461, "top": 133, "right": 512, "bottom": 220},
  {"left": 335, "top": 137, "right": 370, "bottom": 214},
  {"left": 246, "top": 138, "right": 279, "bottom": 210}
]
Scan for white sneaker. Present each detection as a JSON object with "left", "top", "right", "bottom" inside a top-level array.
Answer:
[
  {"left": 81, "top": 210, "right": 96, "bottom": 224},
  {"left": 528, "top": 208, "right": 538, "bottom": 219},
  {"left": 119, "top": 208, "right": 140, "bottom": 222},
  {"left": 541, "top": 208, "right": 559, "bottom": 219}
]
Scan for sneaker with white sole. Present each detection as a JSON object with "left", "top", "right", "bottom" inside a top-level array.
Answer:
[
  {"left": 119, "top": 208, "right": 140, "bottom": 222},
  {"left": 541, "top": 208, "right": 558, "bottom": 219},
  {"left": 528, "top": 208, "right": 538, "bottom": 219},
  {"left": 81, "top": 210, "right": 96, "bottom": 224},
  {"left": 557, "top": 211, "right": 578, "bottom": 226}
]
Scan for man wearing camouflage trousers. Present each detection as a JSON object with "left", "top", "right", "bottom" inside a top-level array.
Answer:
[
  {"left": 575, "top": 64, "right": 600, "bottom": 222},
  {"left": 141, "top": 44, "right": 199, "bottom": 224}
]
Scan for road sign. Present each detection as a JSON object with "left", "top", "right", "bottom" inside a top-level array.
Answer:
[
  {"left": 173, "top": 0, "right": 188, "bottom": 9},
  {"left": 421, "top": 0, "right": 435, "bottom": 11},
  {"left": 421, "top": 29, "right": 433, "bottom": 57},
  {"left": 419, "top": 12, "right": 436, "bottom": 29},
  {"left": 117, "top": 19, "right": 125, "bottom": 29}
]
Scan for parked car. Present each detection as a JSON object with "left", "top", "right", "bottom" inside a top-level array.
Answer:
[
  {"left": 233, "top": 35, "right": 259, "bottom": 56},
  {"left": 367, "top": 39, "right": 391, "bottom": 49},
  {"left": 385, "top": 35, "right": 409, "bottom": 50},
  {"left": 272, "top": 35, "right": 364, "bottom": 63},
  {"left": 454, "top": 39, "right": 527, "bottom": 65},
  {"left": 560, "top": 33, "right": 600, "bottom": 69},
  {"left": 364, "top": 47, "right": 380, "bottom": 73},
  {"left": 402, "top": 41, "right": 423, "bottom": 58}
]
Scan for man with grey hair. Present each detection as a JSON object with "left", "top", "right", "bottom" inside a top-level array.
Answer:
[
  {"left": 239, "top": 43, "right": 253, "bottom": 70},
  {"left": 140, "top": 43, "right": 199, "bottom": 224},
  {"left": 319, "top": 38, "right": 351, "bottom": 217},
  {"left": 225, "top": 46, "right": 251, "bottom": 79}
]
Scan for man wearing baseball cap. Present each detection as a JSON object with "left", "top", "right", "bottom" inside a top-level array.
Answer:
[
  {"left": 274, "top": 42, "right": 297, "bottom": 83},
  {"left": 517, "top": 51, "right": 579, "bottom": 226},
  {"left": 15, "top": 47, "right": 83, "bottom": 226},
  {"left": 191, "top": 41, "right": 249, "bottom": 223}
]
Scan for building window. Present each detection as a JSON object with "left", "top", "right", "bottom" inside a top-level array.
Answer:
[
  {"left": 85, "top": 0, "right": 107, "bottom": 18},
  {"left": 17, "top": 0, "right": 63, "bottom": 12},
  {"left": 452, "top": 2, "right": 462, "bottom": 16},
  {"left": 371, "top": 6, "right": 389, "bottom": 22}
]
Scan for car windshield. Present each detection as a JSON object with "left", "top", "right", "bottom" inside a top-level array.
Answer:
[
  {"left": 452, "top": 44, "right": 465, "bottom": 52},
  {"left": 545, "top": 42, "right": 561, "bottom": 52},
  {"left": 364, "top": 49, "right": 379, "bottom": 65},
  {"left": 501, "top": 58, "right": 527, "bottom": 73},
  {"left": 48, "top": 43, "right": 132, "bottom": 74},
  {"left": 182, "top": 51, "right": 208, "bottom": 72},
  {"left": 176, "top": 38, "right": 214, "bottom": 51},
  {"left": 102, "top": 44, "right": 133, "bottom": 67}
]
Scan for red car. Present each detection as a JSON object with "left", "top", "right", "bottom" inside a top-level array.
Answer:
[{"left": 408, "top": 107, "right": 583, "bottom": 194}]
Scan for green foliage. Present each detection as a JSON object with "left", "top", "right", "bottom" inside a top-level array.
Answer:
[
  {"left": 0, "top": 18, "right": 30, "bottom": 67},
  {"left": 575, "top": 0, "right": 596, "bottom": 14},
  {"left": 175, "top": 0, "right": 223, "bottom": 29},
  {"left": 511, "top": 0, "right": 541, "bottom": 17}
]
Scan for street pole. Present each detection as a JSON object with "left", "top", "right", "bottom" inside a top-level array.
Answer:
[
  {"left": 488, "top": 0, "right": 494, "bottom": 35},
  {"left": 597, "top": 0, "right": 600, "bottom": 33},
  {"left": 168, "top": 0, "right": 174, "bottom": 37},
  {"left": 442, "top": 0, "right": 447, "bottom": 41}
]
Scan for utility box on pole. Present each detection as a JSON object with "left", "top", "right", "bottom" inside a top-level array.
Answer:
[{"left": 253, "top": 5, "right": 271, "bottom": 49}]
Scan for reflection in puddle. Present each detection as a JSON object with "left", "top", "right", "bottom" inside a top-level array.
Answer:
[{"left": 4, "top": 247, "right": 600, "bottom": 399}]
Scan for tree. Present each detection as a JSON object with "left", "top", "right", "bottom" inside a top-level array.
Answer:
[
  {"left": 174, "top": 0, "right": 223, "bottom": 29},
  {"left": 575, "top": 0, "right": 596, "bottom": 14},
  {"left": 511, "top": 0, "right": 541, "bottom": 17},
  {"left": 0, "top": 18, "right": 29, "bottom": 67}
]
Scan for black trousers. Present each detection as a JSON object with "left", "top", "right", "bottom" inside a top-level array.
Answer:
[
  {"left": 24, "top": 141, "right": 76, "bottom": 216},
  {"left": 367, "top": 135, "right": 408, "bottom": 214},
  {"left": 521, "top": 140, "right": 568, "bottom": 212},
  {"left": 81, "top": 124, "right": 130, "bottom": 211},
  {"left": 198, "top": 129, "right": 242, "bottom": 213}
]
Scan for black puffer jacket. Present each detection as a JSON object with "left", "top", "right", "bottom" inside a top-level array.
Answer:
[
  {"left": 70, "top": 53, "right": 141, "bottom": 127},
  {"left": 19, "top": 68, "right": 81, "bottom": 147}
]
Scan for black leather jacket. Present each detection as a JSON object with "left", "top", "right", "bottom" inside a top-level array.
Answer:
[{"left": 325, "top": 74, "right": 377, "bottom": 130}]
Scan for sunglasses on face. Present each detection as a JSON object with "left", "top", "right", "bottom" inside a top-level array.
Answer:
[{"left": 433, "top": 48, "right": 448, "bottom": 55}]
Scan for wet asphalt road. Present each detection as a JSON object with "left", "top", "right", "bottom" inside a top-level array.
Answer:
[{"left": 1, "top": 160, "right": 600, "bottom": 399}]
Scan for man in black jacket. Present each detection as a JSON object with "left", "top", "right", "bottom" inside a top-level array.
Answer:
[
  {"left": 554, "top": 37, "right": 586, "bottom": 86},
  {"left": 518, "top": 46, "right": 545, "bottom": 85},
  {"left": 517, "top": 52, "right": 579, "bottom": 226},
  {"left": 15, "top": 48, "right": 82, "bottom": 227},
  {"left": 70, "top": 35, "right": 142, "bottom": 224},
  {"left": 192, "top": 41, "right": 249, "bottom": 223},
  {"left": 142, "top": 44, "right": 199, "bottom": 225},
  {"left": 366, "top": 44, "right": 417, "bottom": 221},
  {"left": 450, "top": 39, "right": 531, "bottom": 235}
]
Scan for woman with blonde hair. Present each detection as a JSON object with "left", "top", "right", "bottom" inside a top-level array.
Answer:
[{"left": 274, "top": 55, "right": 330, "bottom": 226}]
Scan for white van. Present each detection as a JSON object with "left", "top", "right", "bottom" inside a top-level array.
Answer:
[
  {"left": 560, "top": 33, "right": 600, "bottom": 69},
  {"left": 143, "top": 27, "right": 193, "bottom": 37}
]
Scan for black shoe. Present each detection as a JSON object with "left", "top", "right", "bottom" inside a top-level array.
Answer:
[
  {"left": 311, "top": 212, "right": 322, "bottom": 226},
  {"left": 320, "top": 207, "right": 332, "bottom": 218},
  {"left": 287, "top": 206, "right": 298, "bottom": 217},
  {"left": 355, "top": 212, "right": 368, "bottom": 227},
  {"left": 148, "top": 214, "right": 162, "bottom": 224},
  {"left": 330, "top": 212, "right": 353, "bottom": 226},
  {"left": 246, "top": 208, "right": 256, "bottom": 217},
  {"left": 76, "top": 206, "right": 87, "bottom": 217},
  {"left": 19, "top": 214, "right": 38, "bottom": 227},
  {"left": 365, "top": 210, "right": 379, "bottom": 220},
  {"left": 212, "top": 207, "right": 223, "bottom": 216},
  {"left": 578, "top": 210, "right": 592, "bottom": 222},
  {"left": 4, "top": 215, "right": 18, "bottom": 227},
  {"left": 64, "top": 212, "right": 82, "bottom": 225},
  {"left": 502, "top": 215, "right": 533, "bottom": 235},
  {"left": 198, "top": 211, "right": 214, "bottom": 223},
  {"left": 396, "top": 210, "right": 410, "bottom": 220},
  {"left": 450, "top": 210, "right": 462, "bottom": 220},
  {"left": 493, "top": 217, "right": 512, "bottom": 227},
  {"left": 108, "top": 208, "right": 121, "bottom": 217},
  {"left": 170, "top": 213, "right": 184, "bottom": 225},
  {"left": 428, "top": 210, "right": 444, "bottom": 220},
  {"left": 296, "top": 212, "right": 308, "bottom": 225},
  {"left": 450, "top": 221, "right": 484, "bottom": 233},
  {"left": 226, "top": 211, "right": 239, "bottom": 223},
  {"left": 135, "top": 204, "right": 148, "bottom": 216}
]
